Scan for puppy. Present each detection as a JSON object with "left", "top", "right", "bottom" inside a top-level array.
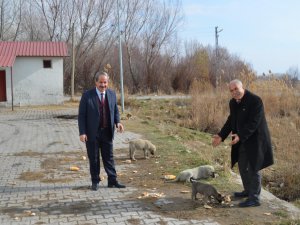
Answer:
[
  {"left": 190, "top": 177, "right": 223, "bottom": 203},
  {"left": 128, "top": 139, "right": 156, "bottom": 160},
  {"left": 166, "top": 165, "right": 215, "bottom": 183}
]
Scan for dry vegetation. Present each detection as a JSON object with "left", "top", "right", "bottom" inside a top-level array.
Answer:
[
  {"left": 188, "top": 77, "right": 300, "bottom": 203},
  {"left": 125, "top": 76, "right": 300, "bottom": 205}
]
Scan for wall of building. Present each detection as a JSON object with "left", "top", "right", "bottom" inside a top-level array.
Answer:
[{"left": 4, "top": 57, "right": 64, "bottom": 106}]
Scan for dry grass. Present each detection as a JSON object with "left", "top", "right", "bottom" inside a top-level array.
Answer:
[
  {"left": 126, "top": 77, "right": 300, "bottom": 203},
  {"left": 188, "top": 86, "right": 229, "bottom": 133},
  {"left": 14, "top": 150, "right": 42, "bottom": 157},
  {"left": 187, "top": 77, "right": 300, "bottom": 202},
  {"left": 16, "top": 150, "right": 88, "bottom": 183},
  {"left": 120, "top": 116, "right": 294, "bottom": 224},
  {"left": 19, "top": 171, "right": 45, "bottom": 181}
]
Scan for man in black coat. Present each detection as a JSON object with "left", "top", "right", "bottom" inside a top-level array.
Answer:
[
  {"left": 212, "top": 79, "right": 273, "bottom": 207},
  {"left": 78, "top": 72, "right": 125, "bottom": 190}
]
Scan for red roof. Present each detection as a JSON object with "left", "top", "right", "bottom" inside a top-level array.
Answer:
[{"left": 0, "top": 41, "right": 68, "bottom": 67}]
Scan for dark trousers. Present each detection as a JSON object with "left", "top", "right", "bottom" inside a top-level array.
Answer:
[
  {"left": 86, "top": 128, "right": 117, "bottom": 184},
  {"left": 238, "top": 144, "right": 261, "bottom": 201}
]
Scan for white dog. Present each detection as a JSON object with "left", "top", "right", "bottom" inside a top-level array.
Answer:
[
  {"left": 167, "top": 165, "right": 215, "bottom": 183},
  {"left": 128, "top": 139, "right": 156, "bottom": 161}
]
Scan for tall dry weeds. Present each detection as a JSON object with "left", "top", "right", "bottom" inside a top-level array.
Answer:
[
  {"left": 188, "top": 80, "right": 229, "bottom": 133},
  {"left": 189, "top": 76, "right": 300, "bottom": 201}
]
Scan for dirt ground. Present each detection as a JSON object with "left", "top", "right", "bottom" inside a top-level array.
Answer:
[
  {"left": 11, "top": 147, "right": 299, "bottom": 225},
  {"left": 115, "top": 151, "right": 298, "bottom": 225}
]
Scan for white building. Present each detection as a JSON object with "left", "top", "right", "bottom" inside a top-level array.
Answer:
[{"left": 0, "top": 41, "right": 68, "bottom": 107}]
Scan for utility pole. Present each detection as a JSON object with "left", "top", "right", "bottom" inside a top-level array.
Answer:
[
  {"left": 215, "top": 26, "right": 223, "bottom": 58},
  {"left": 117, "top": 0, "right": 125, "bottom": 112},
  {"left": 0, "top": 4, "right": 4, "bottom": 40},
  {"left": 215, "top": 26, "right": 223, "bottom": 87},
  {"left": 71, "top": 23, "right": 75, "bottom": 101}
]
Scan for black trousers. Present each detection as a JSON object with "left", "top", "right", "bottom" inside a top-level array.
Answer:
[
  {"left": 238, "top": 144, "right": 261, "bottom": 201},
  {"left": 86, "top": 128, "right": 117, "bottom": 184}
]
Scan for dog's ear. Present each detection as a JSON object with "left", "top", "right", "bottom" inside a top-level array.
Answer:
[{"left": 217, "top": 193, "right": 223, "bottom": 203}]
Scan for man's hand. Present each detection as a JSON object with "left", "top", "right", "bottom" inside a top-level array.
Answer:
[
  {"left": 212, "top": 134, "right": 222, "bottom": 147},
  {"left": 116, "top": 123, "right": 124, "bottom": 133},
  {"left": 231, "top": 133, "right": 240, "bottom": 145},
  {"left": 80, "top": 134, "right": 87, "bottom": 143}
]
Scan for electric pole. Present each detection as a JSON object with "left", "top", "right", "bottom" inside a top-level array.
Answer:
[
  {"left": 215, "top": 26, "right": 223, "bottom": 87},
  {"left": 117, "top": 0, "right": 124, "bottom": 113},
  {"left": 71, "top": 23, "right": 75, "bottom": 101},
  {"left": 215, "top": 26, "right": 223, "bottom": 57}
]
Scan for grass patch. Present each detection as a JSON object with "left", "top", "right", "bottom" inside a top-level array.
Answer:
[
  {"left": 273, "top": 210, "right": 289, "bottom": 218},
  {"left": 278, "top": 220, "right": 300, "bottom": 225},
  {"left": 19, "top": 171, "right": 45, "bottom": 181},
  {"left": 15, "top": 150, "right": 88, "bottom": 184},
  {"left": 293, "top": 199, "right": 300, "bottom": 208},
  {"left": 124, "top": 92, "right": 300, "bottom": 204},
  {"left": 122, "top": 109, "right": 234, "bottom": 192},
  {"left": 14, "top": 150, "right": 42, "bottom": 157},
  {"left": 121, "top": 97, "right": 299, "bottom": 224}
]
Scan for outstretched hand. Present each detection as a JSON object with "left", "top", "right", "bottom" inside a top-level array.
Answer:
[{"left": 212, "top": 134, "right": 222, "bottom": 147}]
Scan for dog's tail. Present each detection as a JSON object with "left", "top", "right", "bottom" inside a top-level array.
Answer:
[
  {"left": 123, "top": 138, "right": 132, "bottom": 144},
  {"left": 190, "top": 177, "right": 197, "bottom": 183}
]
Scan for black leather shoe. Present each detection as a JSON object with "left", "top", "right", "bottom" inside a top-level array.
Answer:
[
  {"left": 108, "top": 182, "right": 126, "bottom": 188},
  {"left": 238, "top": 199, "right": 260, "bottom": 207},
  {"left": 234, "top": 191, "right": 248, "bottom": 198},
  {"left": 91, "top": 183, "right": 99, "bottom": 191}
]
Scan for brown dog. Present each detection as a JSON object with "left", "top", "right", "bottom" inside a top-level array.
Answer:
[{"left": 128, "top": 139, "right": 156, "bottom": 160}]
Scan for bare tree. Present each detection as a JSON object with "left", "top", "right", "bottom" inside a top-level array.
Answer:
[
  {"left": 0, "top": 0, "right": 24, "bottom": 40},
  {"left": 141, "top": 0, "right": 183, "bottom": 92},
  {"left": 121, "top": 0, "right": 151, "bottom": 92},
  {"left": 116, "top": 0, "right": 183, "bottom": 93},
  {"left": 31, "top": 0, "right": 61, "bottom": 41},
  {"left": 284, "top": 66, "right": 299, "bottom": 87}
]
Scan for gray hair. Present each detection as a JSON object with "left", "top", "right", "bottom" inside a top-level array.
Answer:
[
  {"left": 230, "top": 79, "right": 243, "bottom": 87},
  {"left": 94, "top": 71, "right": 109, "bottom": 82}
]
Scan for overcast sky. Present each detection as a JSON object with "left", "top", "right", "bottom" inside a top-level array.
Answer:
[{"left": 179, "top": 0, "right": 300, "bottom": 75}]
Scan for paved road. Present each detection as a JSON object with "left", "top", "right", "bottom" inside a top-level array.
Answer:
[{"left": 0, "top": 108, "right": 220, "bottom": 225}]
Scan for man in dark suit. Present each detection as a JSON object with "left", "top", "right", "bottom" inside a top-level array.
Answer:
[
  {"left": 78, "top": 71, "right": 125, "bottom": 190},
  {"left": 212, "top": 79, "right": 273, "bottom": 207}
]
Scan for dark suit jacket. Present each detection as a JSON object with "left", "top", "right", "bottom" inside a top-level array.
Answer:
[
  {"left": 78, "top": 88, "right": 120, "bottom": 141},
  {"left": 218, "top": 90, "right": 274, "bottom": 171}
]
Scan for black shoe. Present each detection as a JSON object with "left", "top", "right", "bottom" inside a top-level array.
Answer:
[
  {"left": 91, "top": 183, "right": 99, "bottom": 191},
  {"left": 108, "top": 182, "right": 126, "bottom": 188},
  {"left": 234, "top": 191, "right": 248, "bottom": 198},
  {"left": 238, "top": 199, "right": 261, "bottom": 207}
]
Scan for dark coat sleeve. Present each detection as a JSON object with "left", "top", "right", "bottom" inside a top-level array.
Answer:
[
  {"left": 107, "top": 89, "right": 120, "bottom": 138},
  {"left": 78, "top": 91, "right": 88, "bottom": 136},
  {"left": 112, "top": 92, "right": 120, "bottom": 125},
  {"left": 78, "top": 89, "right": 100, "bottom": 141},
  {"left": 218, "top": 114, "right": 232, "bottom": 141}
]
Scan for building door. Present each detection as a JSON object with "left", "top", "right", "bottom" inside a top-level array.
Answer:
[{"left": 0, "top": 70, "right": 7, "bottom": 102}]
